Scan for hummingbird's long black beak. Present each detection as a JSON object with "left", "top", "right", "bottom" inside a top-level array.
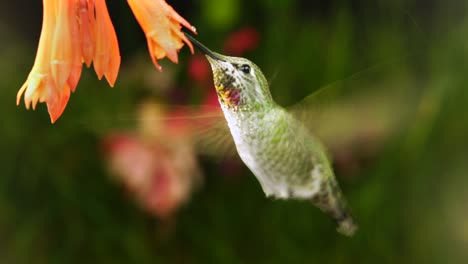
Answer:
[{"left": 184, "top": 33, "right": 224, "bottom": 61}]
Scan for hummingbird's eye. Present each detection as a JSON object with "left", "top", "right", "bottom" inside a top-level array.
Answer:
[{"left": 240, "top": 64, "right": 251, "bottom": 74}]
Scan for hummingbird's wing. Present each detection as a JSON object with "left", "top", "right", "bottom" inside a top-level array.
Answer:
[
  {"left": 287, "top": 61, "right": 422, "bottom": 154},
  {"left": 75, "top": 93, "right": 238, "bottom": 161},
  {"left": 87, "top": 100, "right": 238, "bottom": 159},
  {"left": 190, "top": 112, "right": 238, "bottom": 159}
]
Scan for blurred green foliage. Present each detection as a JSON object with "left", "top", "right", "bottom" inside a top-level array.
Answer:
[{"left": 1, "top": 0, "right": 468, "bottom": 263}]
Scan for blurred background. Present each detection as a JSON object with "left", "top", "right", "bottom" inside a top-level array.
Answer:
[{"left": 1, "top": 0, "right": 468, "bottom": 263}]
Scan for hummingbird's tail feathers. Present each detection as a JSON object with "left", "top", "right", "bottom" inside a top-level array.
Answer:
[
  {"left": 315, "top": 200, "right": 358, "bottom": 237},
  {"left": 310, "top": 178, "right": 358, "bottom": 236},
  {"left": 336, "top": 212, "right": 358, "bottom": 237}
]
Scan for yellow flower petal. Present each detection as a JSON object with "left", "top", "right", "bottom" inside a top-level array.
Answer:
[{"left": 17, "top": 0, "right": 56, "bottom": 110}]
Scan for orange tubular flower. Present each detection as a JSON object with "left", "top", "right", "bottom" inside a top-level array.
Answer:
[
  {"left": 17, "top": 0, "right": 121, "bottom": 123},
  {"left": 127, "top": 0, "right": 196, "bottom": 71}
]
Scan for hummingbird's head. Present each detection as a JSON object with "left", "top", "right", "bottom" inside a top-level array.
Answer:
[{"left": 185, "top": 34, "right": 273, "bottom": 110}]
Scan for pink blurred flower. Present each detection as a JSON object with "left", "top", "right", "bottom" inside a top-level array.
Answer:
[
  {"left": 187, "top": 54, "right": 211, "bottom": 85},
  {"left": 223, "top": 27, "right": 260, "bottom": 56},
  {"left": 200, "top": 89, "right": 221, "bottom": 112},
  {"left": 104, "top": 102, "right": 201, "bottom": 219}
]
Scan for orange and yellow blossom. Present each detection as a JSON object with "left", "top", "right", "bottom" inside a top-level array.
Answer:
[
  {"left": 127, "top": 0, "right": 196, "bottom": 71},
  {"left": 17, "top": 0, "right": 120, "bottom": 123},
  {"left": 18, "top": 0, "right": 196, "bottom": 123}
]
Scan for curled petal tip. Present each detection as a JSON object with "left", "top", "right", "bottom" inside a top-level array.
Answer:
[
  {"left": 150, "top": 56, "right": 163, "bottom": 72},
  {"left": 182, "top": 35, "right": 195, "bottom": 54},
  {"left": 155, "top": 64, "right": 163, "bottom": 72},
  {"left": 17, "top": 83, "right": 27, "bottom": 106}
]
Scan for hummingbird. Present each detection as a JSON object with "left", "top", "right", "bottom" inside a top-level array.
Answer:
[{"left": 185, "top": 34, "right": 358, "bottom": 236}]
